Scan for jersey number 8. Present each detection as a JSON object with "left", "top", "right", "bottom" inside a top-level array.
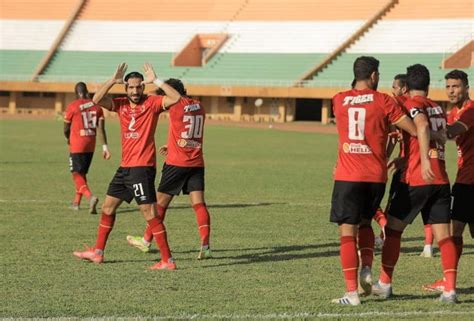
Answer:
[{"left": 348, "top": 107, "right": 366, "bottom": 140}]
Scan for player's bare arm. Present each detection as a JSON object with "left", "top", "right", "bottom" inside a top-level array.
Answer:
[
  {"left": 394, "top": 115, "right": 417, "bottom": 137},
  {"left": 142, "top": 63, "right": 181, "bottom": 108},
  {"left": 97, "top": 118, "right": 111, "bottom": 160},
  {"left": 413, "top": 113, "right": 435, "bottom": 183},
  {"left": 93, "top": 62, "right": 128, "bottom": 110},
  {"left": 64, "top": 122, "right": 71, "bottom": 144}
]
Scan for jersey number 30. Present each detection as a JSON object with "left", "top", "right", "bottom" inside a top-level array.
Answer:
[
  {"left": 348, "top": 108, "right": 366, "bottom": 140},
  {"left": 182, "top": 115, "right": 204, "bottom": 139}
]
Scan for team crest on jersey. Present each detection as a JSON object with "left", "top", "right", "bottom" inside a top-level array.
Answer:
[
  {"left": 343, "top": 142, "right": 372, "bottom": 154},
  {"left": 429, "top": 148, "right": 445, "bottom": 160},
  {"left": 343, "top": 94, "right": 374, "bottom": 106}
]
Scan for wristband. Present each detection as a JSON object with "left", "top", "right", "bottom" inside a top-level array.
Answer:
[
  {"left": 102, "top": 144, "right": 109, "bottom": 152},
  {"left": 153, "top": 78, "right": 164, "bottom": 87}
]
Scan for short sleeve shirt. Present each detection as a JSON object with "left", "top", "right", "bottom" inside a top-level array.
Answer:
[
  {"left": 111, "top": 95, "right": 164, "bottom": 167},
  {"left": 64, "top": 99, "right": 104, "bottom": 153},
  {"left": 332, "top": 88, "right": 406, "bottom": 183}
]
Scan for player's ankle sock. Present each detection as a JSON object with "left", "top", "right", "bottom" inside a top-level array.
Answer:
[
  {"left": 358, "top": 225, "right": 375, "bottom": 268},
  {"left": 424, "top": 224, "right": 433, "bottom": 245},
  {"left": 340, "top": 236, "right": 359, "bottom": 292},
  {"left": 453, "top": 236, "right": 463, "bottom": 261},
  {"left": 373, "top": 208, "right": 387, "bottom": 229},
  {"left": 438, "top": 236, "right": 457, "bottom": 292},
  {"left": 73, "top": 192, "right": 82, "bottom": 205},
  {"left": 147, "top": 217, "right": 171, "bottom": 262},
  {"left": 95, "top": 213, "right": 116, "bottom": 251},
  {"left": 193, "top": 203, "right": 211, "bottom": 247},
  {"left": 380, "top": 227, "right": 402, "bottom": 284}
]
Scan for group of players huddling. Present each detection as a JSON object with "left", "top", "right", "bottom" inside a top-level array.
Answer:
[
  {"left": 64, "top": 58, "right": 472, "bottom": 305},
  {"left": 330, "top": 56, "right": 473, "bottom": 305}
]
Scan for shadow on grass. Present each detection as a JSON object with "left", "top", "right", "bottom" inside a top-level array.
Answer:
[
  {"left": 115, "top": 201, "right": 281, "bottom": 214},
  {"left": 200, "top": 242, "right": 341, "bottom": 268}
]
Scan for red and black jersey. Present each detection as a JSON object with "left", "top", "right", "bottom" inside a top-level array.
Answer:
[
  {"left": 404, "top": 95, "right": 449, "bottom": 186},
  {"left": 448, "top": 99, "right": 474, "bottom": 185},
  {"left": 64, "top": 99, "right": 104, "bottom": 153},
  {"left": 111, "top": 95, "right": 164, "bottom": 167},
  {"left": 165, "top": 97, "right": 205, "bottom": 167},
  {"left": 332, "top": 88, "right": 406, "bottom": 183}
]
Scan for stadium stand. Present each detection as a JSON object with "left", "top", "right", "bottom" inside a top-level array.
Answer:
[
  {"left": 308, "top": 0, "right": 474, "bottom": 88},
  {"left": 0, "top": 0, "right": 472, "bottom": 121}
]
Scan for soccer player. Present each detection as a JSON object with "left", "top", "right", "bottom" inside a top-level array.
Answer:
[
  {"left": 73, "top": 63, "right": 181, "bottom": 270},
  {"left": 126, "top": 79, "right": 211, "bottom": 259},
  {"left": 330, "top": 56, "right": 417, "bottom": 305},
  {"left": 423, "top": 69, "right": 474, "bottom": 292},
  {"left": 64, "top": 82, "right": 110, "bottom": 214},
  {"left": 372, "top": 64, "right": 459, "bottom": 303}
]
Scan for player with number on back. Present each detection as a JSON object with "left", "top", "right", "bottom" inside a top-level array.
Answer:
[
  {"left": 73, "top": 63, "right": 182, "bottom": 270},
  {"left": 372, "top": 64, "right": 459, "bottom": 304},
  {"left": 127, "top": 78, "right": 212, "bottom": 260},
  {"left": 64, "top": 82, "right": 111, "bottom": 214},
  {"left": 330, "top": 56, "right": 417, "bottom": 306}
]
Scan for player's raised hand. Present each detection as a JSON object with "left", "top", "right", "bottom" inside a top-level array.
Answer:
[
  {"left": 142, "top": 62, "right": 157, "bottom": 85},
  {"left": 158, "top": 145, "right": 168, "bottom": 156},
  {"left": 112, "top": 62, "right": 127, "bottom": 84}
]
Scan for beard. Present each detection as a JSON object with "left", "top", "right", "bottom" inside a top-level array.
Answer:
[{"left": 127, "top": 94, "right": 142, "bottom": 104}]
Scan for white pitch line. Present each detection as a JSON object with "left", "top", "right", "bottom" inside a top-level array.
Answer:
[{"left": 6, "top": 310, "right": 474, "bottom": 320}]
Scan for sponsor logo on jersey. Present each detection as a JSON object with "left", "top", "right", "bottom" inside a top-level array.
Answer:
[
  {"left": 79, "top": 102, "right": 95, "bottom": 111},
  {"left": 343, "top": 94, "right": 374, "bottom": 106},
  {"left": 80, "top": 129, "right": 96, "bottom": 137},
  {"left": 177, "top": 138, "right": 202, "bottom": 149},
  {"left": 184, "top": 103, "right": 201, "bottom": 112},
  {"left": 429, "top": 148, "right": 445, "bottom": 160},
  {"left": 343, "top": 142, "right": 372, "bottom": 154},
  {"left": 426, "top": 106, "right": 444, "bottom": 116}
]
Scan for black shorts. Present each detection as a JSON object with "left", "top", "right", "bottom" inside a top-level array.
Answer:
[
  {"left": 388, "top": 169, "right": 403, "bottom": 198},
  {"left": 106, "top": 167, "right": 157, "bottom": 204},
  {"left": 157, "top": 163, "right": 205, "bottom": 195},
  {"left": 388, "top": 184, "right": 451, "bottom": 225},
  {"left": 69, "top": 152, "right": 94, "bottom": 174},
  {"left": 330, "top": 181, "right": 386, "bottom": 225},
  {"left": 451, "top": 183, "right": 474, "bottom": 224}
]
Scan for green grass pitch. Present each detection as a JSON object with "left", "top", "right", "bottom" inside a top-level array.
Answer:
[{"left": 0, "top": 119, "right": 473, "bottom": 319}]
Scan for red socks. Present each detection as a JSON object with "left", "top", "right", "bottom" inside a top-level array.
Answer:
[
  {"left": 438, "top": 237, "right": 458, "bottom": 292},
  {"left": 380, "top": 227, "right": 402, "bottom": 284},
  {"left": 453, "top": 236, "right": 463, "bottom": 261},
  {"left": 73, "top": 192, "right": 82, "bottom": 205},
  {"left": 95, "top": 213, "right": 116, "bottom": 251},
  {"left": 424, "top": 224, "right": 433, "bottom": 245},
  {"left": 72, "top": 172, "right": 92, "bottom": 200},
  {"left": 147, "top": 216, "right": 171, "bottom": 262},
  {"left": 193, "top": 203, "right": 211, "bottom": 247},
  {"left": 358, "top": 225, "right": 374, "bottom": 268},
  {"left": 340, "top": 236, "right": 359, "bottom": 292},
  {"left": 143, "top": 205, "right": 167, "bottom": 243}
]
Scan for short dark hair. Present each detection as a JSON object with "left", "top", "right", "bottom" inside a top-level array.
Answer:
[
  {"left": 156, "top": 78, "right": 187, "bottom": 96},
  {"left": 124, "top": 71, "right": 144, "bottom": 83},
  {"left": 406, "top": 64, "right": 430, "bottom": 91},
  {"left": 353, "top": 56, "right": 379, "bottom": 81},
  {"left": 74, "top": 82, "right": 89, "bottom": 98},
  {"left": 445, "top": 69, "right": 469, "bottom": 87},
  {"left": 393, "top": 74, "right": 407, "bottom": 87}
]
